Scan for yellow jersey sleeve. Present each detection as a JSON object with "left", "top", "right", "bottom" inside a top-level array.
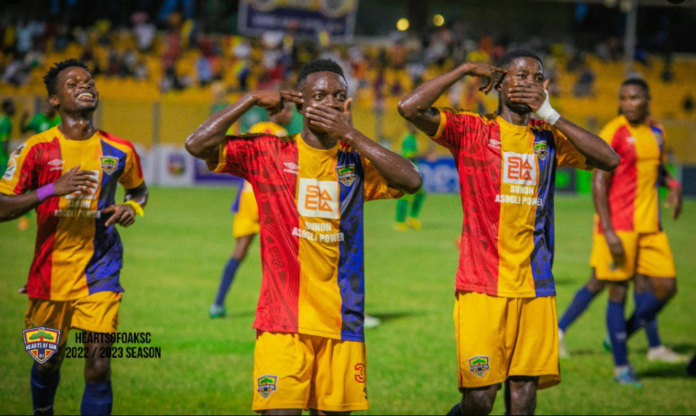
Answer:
[
  {"left": 554, "top": 128, "right": 593, "bottom": 171},
  {"left": 0, "top": 140, "right": 37, "bottom": 195},
  {"left": 118, "top": 145, "right": 145, "bottom": 190},
  {"left": 362, "top": 156, "right": 404, "bottom": 202}
]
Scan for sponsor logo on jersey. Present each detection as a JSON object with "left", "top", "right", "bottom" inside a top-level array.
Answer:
[
  {"left": 23, "top": 327, "right": 61, "bottom": 364},
  {"left": 503, "top": 152, "right": 537, "bottom": 186},
  {"left": 101, "top": 157, "right": 119, "bottom": 176},
  {"left": 468, "top": 356, "right": 490, "bottom": 378},
  {"left": 48, "top": 159, "right": 64, "bottom": 171},
  {"left": 257, "top": 375, "right": 278, "bottom": 399},
  {"left": 534, "top": 141, "right": 549, "bottom": 161},
  {"left": 337, "top": 164, "right": 357, "bottom": 187},
  {"left": 298, "top": 179, "right": 339, "bottom": 219},
  {"left": 3, "top": 158, "right": 16, "bottom": 180},
  {"left": 284, "top": 162, "right": 300, "bottom": 175}
]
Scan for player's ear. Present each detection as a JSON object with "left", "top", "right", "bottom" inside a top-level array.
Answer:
[{"left": 49, "top": 95, "right": 60, "bottom": 111}]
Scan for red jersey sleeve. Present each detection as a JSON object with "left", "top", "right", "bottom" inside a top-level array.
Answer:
[
  {"left": 430, "top": 108, "right": 485, "bottom": 150},
  {"left": 207, "top": 134, "right": 267, "bottom": 180}
]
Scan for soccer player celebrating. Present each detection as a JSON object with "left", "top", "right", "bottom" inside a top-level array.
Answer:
[
  {"left": 0, "top": 59, "right": 148, "bottom": 416},
  {"left": 589, "top": 79, "right": 685, "bottom": 387},
  {"left": 398, "top": 51, "right": 619, "bottom": 415},
  {"left": 558, "top": 79, "right": 686, "bottom": 366},
  {"left": 209, "top": 103, "right": 294, "bottom": 319},
  {"left": 186, "top": 59, "right": 422, "bottom": 415}
]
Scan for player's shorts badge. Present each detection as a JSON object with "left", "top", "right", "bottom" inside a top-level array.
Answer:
[
  {"left": 534, "top": 141, "right": 549, "bottom": 161},
  {"left": 23, "top": 327, "right": 61, "bottom": 364},
  {"left": 468, "top": 356, "right": 490, "bottom": 378},
  {"left": 338, "top": 165, "right": 357, "bottom": 187},
  {"left": 101, "top": 157, "right": 119, "bottom": 176},
  {"left": 257, "top": 375, "right": 278, "bottom": 399}
]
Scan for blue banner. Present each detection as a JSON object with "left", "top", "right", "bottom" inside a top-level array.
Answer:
[
  {"left": 417, "top": 157, "right": 460, "bottom": 194},
  {"left": 239, "top": 0, "right": 358, "bottom": 39}
]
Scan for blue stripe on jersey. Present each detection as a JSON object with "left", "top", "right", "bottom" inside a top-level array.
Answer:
[
  {"left": 336, "top": 150, "right": 366, "bottom": 342},
  {"left": 530, "top": 128, "right": 557, "bottom": 297},
  {"left": 86, "top": 140, "right": 128, "bottom": 295},
  {"left": 650, "top": 126, "right": 665, "bottom": 231}
]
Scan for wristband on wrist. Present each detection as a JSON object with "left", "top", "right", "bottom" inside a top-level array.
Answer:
[
  {"left": 536, "top": 91, "right": 562, "bottom": 125},
  {"left": 36, "top": 184, "right": 55, "bottom": 203},
  {"left": 125, "top": 200, "right": 145, "bottom": 217},
  {"left": 668, "top": 179, "right": 681, "bottom": 190}
]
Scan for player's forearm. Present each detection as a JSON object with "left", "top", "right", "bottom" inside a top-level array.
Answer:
[
  {"left": 659, "top": 166, "right": 681, "bottom": 190},
  {"left": 125, "top": 183, "right": 149, "bottom": 209},
  {"left": 592, "top": 172, "right": 615, "bottom": 232},
  {"left": 343, "top": 130, "right": 423, "bottom": 194},
  {"left": 185, "top": 93, "right": 258, "bottom": 160},
  {"left": 554, "top": 118, "right": 620, "bottom": 172},
  {"left": 0, "top": 193, "right": 41, "bottom": 222},
  {"left": 399, "top": 63, "right": 472, "bottom": 119}
]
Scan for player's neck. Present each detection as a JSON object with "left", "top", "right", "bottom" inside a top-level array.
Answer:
[
  {"left": 496, "top": 106, "right": 530, "bottom": 127},
  {"left": 302, "top": 128, "right": 338, "bottom": 150},
  {"left": 58, "top": 114, "right": 97, "bottom": 141}
]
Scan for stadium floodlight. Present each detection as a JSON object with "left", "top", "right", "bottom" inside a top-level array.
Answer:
[
  {"left": 433, "top": 14, "right": 445, "bottom": 27},
  {"left": 397, "top": 18, "right": 410, "bottom": 31}
]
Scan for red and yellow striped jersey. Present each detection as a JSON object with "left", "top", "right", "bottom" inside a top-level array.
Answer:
[
  {"left": 596, "top": 116, "right": 665, "bottom": 234},
  {"left": 0, "top": 127, "right": 144, "bottom": 301},
  {"left": 210, "top": 133, "right": 402, "bottom": 342},
  {"left": 433, "top": 109, "right": 593, "bottom": 298}
]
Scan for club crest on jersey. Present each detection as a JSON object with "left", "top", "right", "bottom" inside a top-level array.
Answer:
[
  {"left": 338, "top": 164, "right": 357, "bottom": 187},
  {"left": 534, "top": 142, "right": 549, "bottom": 161},
  {"left": 101, "top": 157, "right": 119, "bottom": 176},
  {"left": 257, "top": 375, "right": 278, "bottom": 399},
  {"left": 23, "top": 327, "right": 61, "bottom": 364},
  {"left": 468, "top": 356, "right": 490, "bottom": 378}
]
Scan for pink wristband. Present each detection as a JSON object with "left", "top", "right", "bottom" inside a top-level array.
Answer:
[
  {"left": 36, "top": 184, "right": 55, "bottom": 202},
  {"left": 668, "top": 179, "right": 681, "bottom": 190}
]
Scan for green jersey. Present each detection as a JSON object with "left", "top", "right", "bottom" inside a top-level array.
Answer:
[
  {"left": 25, "top": 113, "right": 61, "bottom": 134},
  {"left": 401, "top": 133, "right": 418, "bottom": 161},
  {"left": 0, "top": 115, "right": 11, "bottom": 174}
]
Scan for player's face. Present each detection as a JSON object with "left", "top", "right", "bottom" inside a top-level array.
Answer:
[
  {"left": 51, "top": 67, "right": 99, "bottom": 114},
  {"left": 498, "top": 57, "right": 545, "bottom": 115},
  {"left": 619, "top": 84, "right": 649, "bottom": 124},
  {"left": 298, "top": 72, "right": 348, "bottom": 134}
]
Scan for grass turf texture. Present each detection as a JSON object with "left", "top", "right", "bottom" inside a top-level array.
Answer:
[{"left": 0, "top": 188, "right": 694, "bottom": 415}]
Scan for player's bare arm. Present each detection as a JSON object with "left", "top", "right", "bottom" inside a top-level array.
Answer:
[
  {"left": 186, "top": 90, "right": 304, "bottom": 164},
  {"left": 509, "top": 80, "right": 620, "bottom": 172},
  {"left": 103, "top": 182, "right": 149, "bottom": 228},
  {"left": 306, "top": 100, "right": 422, "bottom": 194},
  {"left": 397, "top": 62, "right": 507, "bottom": 136},
  {"left": 592, "top": 169, "right": 625, "bottom": 265},
  {"left": 660, "top": 166, "right": 683, "bottom": 220},
  {"left": 0, "top": 165, "right": 98, "bottom": 222}
]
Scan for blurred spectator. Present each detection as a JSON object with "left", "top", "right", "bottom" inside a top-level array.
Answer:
[
  {"left": 573, "top": 64, "right": 596, "bottom": 98},
  {"left": 683, "top": 95, "right": 694, "bottom": 114},
  {"left": 132, "top": 12, "right": 156, "bottom": 52}
]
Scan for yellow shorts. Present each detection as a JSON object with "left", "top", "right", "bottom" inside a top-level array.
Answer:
[
  {"left": 25, "top": 291, "right": 122, "bottom": 347},
  {"left": 591, "top": 231, "right": 676, "bottom": 281},
  {"left": 454, "top": 291, "right": 560, "bottom": 390},
  {"left": 252, "top": 332, "right": 369, "bottom": 413},
  {"left": 233, "top": 187, "right": 260, "bottom": 239}
]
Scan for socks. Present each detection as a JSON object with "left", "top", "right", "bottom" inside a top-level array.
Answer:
[
  {"left": 626, "top": 292, "right": 665, "bottom": 348},
  {"left": 396, "top": 199, "right": 409, "bottom": 223},
  {"left": 559, "top": 286, "right": 597, "bottom": 332},
  {"left": 31, "top": 364, "right": 61, "bottom": 416},
  {"left": 214, "top": 258, "right": 241, "bottom": 307},
  {"left": 447, "top": 403, "right": 463, "bottom": 416},
  {"left": 410, "top": 192, "right": 426, "bottom": 219},
  {"left": 607, "top": 300, "right": 629, "bottom": 367},
  {"left": 81, "top": 382, "right": 113, "bottom": 416}
]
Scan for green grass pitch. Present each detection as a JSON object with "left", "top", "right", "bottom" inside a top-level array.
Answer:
[{"left": 1, "top": 188, "right": 694, "bottom": 415}]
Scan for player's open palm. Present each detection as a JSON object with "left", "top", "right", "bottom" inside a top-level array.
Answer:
[
  {"left": 604, "top": 230, "right": 626, "bottom": 266},
  {"left": 53, "top": 166, "right": 98, "bottom": 197},
  {"left": 465, "top": 63, "right": 507, "bottom": 94},
  {"left": 306, "top": 99, "right": 354, "bottom": 139},
  {"left": 510, "top": 79, "right": 550, "bottom": 113},
  {"left": 103, "top": 205, "right": 136, "bottom": 228},
  {"left": 254, "top": 90, "right": 303, "bottom": 116}
]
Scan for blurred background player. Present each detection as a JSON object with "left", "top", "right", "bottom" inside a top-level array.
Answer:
[
  {"left": 558, "top": 80, "right": 687, "bottom": 366},
  {"left": 187, "top": 59, "right": 421, "bottom": 414},
  {"left": 0, "top": 99, "right": 16, "bottom": 177},
  {"left": 0, "top": 59, "right": 148, "bottom": 416},
  {"left": 209, "top": 102, "right": 294, "bottom": 319},
  {"left": 21, "top": 99, "right": 62, "bottom": 135},
  {"left": 399, "top": 51, "right": 619, "bottom": 416},
  {"left": 588, "top": 79, "right": 685, "bottom": 387},
  {"left": 394, "top": 123, "right": 430, "bottom": 232}
]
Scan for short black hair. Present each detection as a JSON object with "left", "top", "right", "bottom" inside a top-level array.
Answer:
[
  {"left": 622, "top": 78, "right": 650, "bottom": 96},
  {"left": 43, "top": 59, "right": 90, "bottom": 96},
  {"left": 497, "top": 50, "right": 543, "bottom": 70},
  {"left": 296, "top": 59, "right": 346, "bottom": 88}
]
